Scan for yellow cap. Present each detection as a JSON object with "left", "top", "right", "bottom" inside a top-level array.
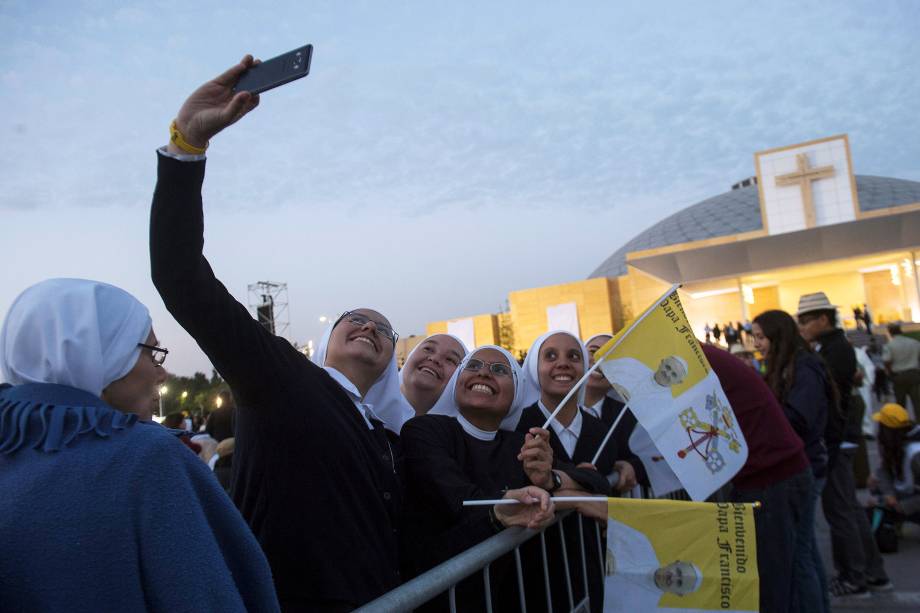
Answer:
[{"left": 872, "top": 403, "right": 911, "bottom": 429}]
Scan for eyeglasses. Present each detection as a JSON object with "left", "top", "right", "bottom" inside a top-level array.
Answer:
[
  {"left": 463, "top": 358, "right": 512, "bottom": 378},
  {"left": 138, "top": 342, "right": 169, "bottom": 366},
  {"left": 334, "top": 311, "right": 399, "bottom": 345}
]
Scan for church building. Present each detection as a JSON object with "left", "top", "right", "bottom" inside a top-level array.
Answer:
[{"left": 426, "top": 135, "right": 920, "bottom": 357}]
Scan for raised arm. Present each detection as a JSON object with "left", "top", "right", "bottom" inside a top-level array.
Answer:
[{"left": 151, "top": 56, "right": 302, "bottom": 403}]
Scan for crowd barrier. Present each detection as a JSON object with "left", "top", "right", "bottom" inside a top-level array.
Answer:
[{"left": 358, "top": 472, "right": 628, "bottom": 613}]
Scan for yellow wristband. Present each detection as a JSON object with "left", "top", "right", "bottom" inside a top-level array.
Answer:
[{"left": 169, "top": 120, "right": 208, "bottom": 155}]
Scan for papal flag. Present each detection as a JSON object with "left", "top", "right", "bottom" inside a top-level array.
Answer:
[
  {"left": 594, "top": 287, "right": 748, "bottom": 500},
  {"left": 603, "top": 498, "right": 759, "bottom": 612}
]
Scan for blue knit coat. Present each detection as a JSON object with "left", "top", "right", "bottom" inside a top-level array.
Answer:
[{"left": 0, "top": 383, "right": 280, "bottom": 613}]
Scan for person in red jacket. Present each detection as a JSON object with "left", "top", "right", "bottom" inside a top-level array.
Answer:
[{"left": 703, "top": 344, "right": 814, "bottom": 613}]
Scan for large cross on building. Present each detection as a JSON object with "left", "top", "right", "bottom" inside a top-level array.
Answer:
[{"left": 774, "top": 153, "right": 836, "bottom": 228}]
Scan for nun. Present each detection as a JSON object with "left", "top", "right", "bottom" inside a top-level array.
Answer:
[
  {"left": 583, "top": 333, "right": 647, "bottom": 493},
  {"left": 401, "top": 344, "right": 607, "bottom": 611},
  {"left": 0, "top": 278, "right": 279, "bottom": 612},
  {"left": 151, "top": 56, "right": 411, "bottom": 610},
  {"left": 516, "top": 331, "right": 619, "bottom": 613},
  {"left": 517, "top": 331, "right": 616, "bottom": 479},
  {"left": 400, "top": 334, "right": 467, "bottom": 415}
]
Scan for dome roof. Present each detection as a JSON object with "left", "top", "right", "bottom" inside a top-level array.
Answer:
[{"left": 589, "top": 175, "right": 920, "bottom": 279}]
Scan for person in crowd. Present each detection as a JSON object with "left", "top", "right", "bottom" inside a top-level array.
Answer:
[
  {"left": 867, "top": 337, "right": 891, "bottom": 402},
  {"left": 724, "top": 322, "right": 738, "bottom": 347},
  {"left": 704, "top": 323, "right": 712, "bottom": 344},
  {"left": 795, "top": 293, "right": 891, "bottom": 598},
  {"left": 162, "top": 410, "right": 203, "bottom": 454},
  {"left": 583, "top": 333, "right": 646, "bottom": 492},
  {"left": 867, "top": 403, "right": 920, "bottom": 523},
  {"left": 400, "top": 334, "right": 467, "bottom": 415},
  {"left": 151, "top": 56, "right": 412, "bottom": 610},
  {"left": 516, "top": 331, "right": 619, "bottom": 612},
  {"left": 712, "top": 323, "right": 722, "bottom": 344},
  {"left": 863, "top": 304, "right": 873, "bottom": 334},
  {"left": 207, "top": 390, "right": 237, "bottom": 490},
  {"left": 736, "top": 321, "right": 746, "bottom": 344},
  {"left": 752, "top": 310, "right": 832, "bottom": 611},
  {"left": 853, "top": 306, "right": 864, "bottom": 330},
  {"left": 400, "top": 345, "right": 560, "bottom": 611},
  {"left": 0, "top": 278, "right": 279, "bottom": 612},
  {"left": 883, "top": 323, "right": 920, "bottom": 418},
  {"left": 729, "top": 343, "right": 759, "bottom": 371}
]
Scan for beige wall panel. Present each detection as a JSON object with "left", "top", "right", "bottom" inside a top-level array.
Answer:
[
  {"left": 862, "top": 270, "right": 907, "bottom": 324},
  {"left": 625, "top": 266, "right": 671, "bottom": 320},
  {"left": 426, "top": 321, "right": 448, "bottom": 336},
  {"left": 509, "top": 278, "right": 618, "bottom": 355},
  {"left": 750, "top": 286, "right": 781, "bottom": 318},
  {"left": 473, "top": 314, "right": 499, "bottom": 346},
  {"left": 681, "top": 292, "right": 745, "bottom": 338}
]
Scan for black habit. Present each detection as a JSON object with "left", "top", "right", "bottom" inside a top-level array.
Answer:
[{"left": 151, "top": 153, "right": 400, "bottom": 611}]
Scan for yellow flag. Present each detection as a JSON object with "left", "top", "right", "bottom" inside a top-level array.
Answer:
[
  {"left": 604, "top": 498, "right": 759, "bottom": 612},
  {"left": 595, "top": 288, "right": 748, "bottom": 500}
]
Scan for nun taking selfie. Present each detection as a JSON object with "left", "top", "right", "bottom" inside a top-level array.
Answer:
[
  {"left": 0, "top": 279, "right": 278, "bottom": 612},
  {"left": 151, "top": 56, "right": 411, "bottom": 610}
]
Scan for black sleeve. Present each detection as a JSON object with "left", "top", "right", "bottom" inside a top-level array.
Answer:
[
  {"left": 555, "top": 460, "right": 611, "bottom": 494},
  {"left": 150, "top": 153, "right": 307, "bottom": 404},
  {"left": 785, "top": 359, "right": 830, "bottom": 444},
  {"left": 401, "top": 418, "right": 503, "bottom": 563}
]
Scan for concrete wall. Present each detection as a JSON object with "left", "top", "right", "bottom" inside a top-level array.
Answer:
[{"left": 426, "top": 313, "right": 499, "bottom": 348}]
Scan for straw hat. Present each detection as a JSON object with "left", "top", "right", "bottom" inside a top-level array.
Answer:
[{"left": 796, "top": 292, "right": 837, "bottom": 316}]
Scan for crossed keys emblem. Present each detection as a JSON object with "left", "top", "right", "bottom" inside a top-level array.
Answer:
[{"left": 677, "top": 392, "right": 742, "bottom": 474}]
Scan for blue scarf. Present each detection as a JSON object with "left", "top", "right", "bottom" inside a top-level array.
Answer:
[{"left": 0, "top": 382, "right": 137, "bottom": 454}]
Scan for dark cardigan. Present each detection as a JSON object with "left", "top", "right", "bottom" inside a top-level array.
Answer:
[{"left": 151, "top": 153, "right": 400, "bottom": 610}]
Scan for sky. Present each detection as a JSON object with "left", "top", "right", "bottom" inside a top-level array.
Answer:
[{"left": 1, "top": 1, "right": 918, "bottom": 376}]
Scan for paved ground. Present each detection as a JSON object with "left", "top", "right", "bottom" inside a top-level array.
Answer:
[{"left": 820, "top": 440, "right": 920, "bottom": 612}]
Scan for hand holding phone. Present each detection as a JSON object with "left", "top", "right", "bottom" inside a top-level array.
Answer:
[{"left": 233, "top": 44, "right": 313, "bottom": 94}]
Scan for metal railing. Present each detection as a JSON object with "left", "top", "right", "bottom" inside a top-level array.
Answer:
[
  {"left": 357, "top": 471, "right": 704, "bottom": 612},
  {"left": 356, "top": 509, "right": 600, "bottom": 613}
]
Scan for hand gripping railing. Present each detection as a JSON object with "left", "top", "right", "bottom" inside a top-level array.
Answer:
[
  {"left": 356, "top": 509, "right": 599, "bottom": 613},
  {"left": 358, "top": 510, "right": 587, "bottom": 613}
]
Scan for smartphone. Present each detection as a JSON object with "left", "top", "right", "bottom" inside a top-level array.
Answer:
[{"left": 233, "top": 44, "right": 313, "bottom": 95}]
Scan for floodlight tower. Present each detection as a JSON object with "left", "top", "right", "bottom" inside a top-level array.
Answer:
[{"left": 248, "top": 281, "right": 290, "bottom": 339}]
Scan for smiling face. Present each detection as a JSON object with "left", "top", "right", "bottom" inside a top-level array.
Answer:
[
  {"left": 454, "top": 348, "right": 516, "bottom": 426},
  {"left": 537, "top": 333, "right": 585, "bottom": 402},
  {"left": 325, "top": 308, "right": 394, "bottom": 379},
  {"left": 101, "top": 328, "right": 168, "bottom": 421},
  {"left": 585, "top": 335, "right": 613, "bottom": 394},
  {"left": 654, "top": 560, "right": 699, "bottom": 596},
  {"left": 402, "top": 335, "right": 465, "bottom": 394},
  {"left": 653, "top": 356, "right": 687, "bottom": 387}
]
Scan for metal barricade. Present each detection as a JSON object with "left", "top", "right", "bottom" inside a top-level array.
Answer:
[
  {"left": 358, "top": 469, "right": 706, "bottom": 612},
  {"left": 356, "top": 509, "right": 598, "bottom": 613}
]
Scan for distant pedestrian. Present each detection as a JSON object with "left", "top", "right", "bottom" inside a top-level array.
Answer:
[
  {"left": 713, "top": 323, "right": 722, "bottom": 344},
  {"left": 883, "top": 323, "right": 920, "bottom": 418}
]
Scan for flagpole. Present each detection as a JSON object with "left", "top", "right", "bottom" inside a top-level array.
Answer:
[
  {"left": 589, "top": 400, "right": 631, "bottom": 466},
  {"left": 539, "top": 283, "right": 681, "bottom": 432},
  {"left": 463, "top": 496, "right": 608, "bottom": 506}
]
